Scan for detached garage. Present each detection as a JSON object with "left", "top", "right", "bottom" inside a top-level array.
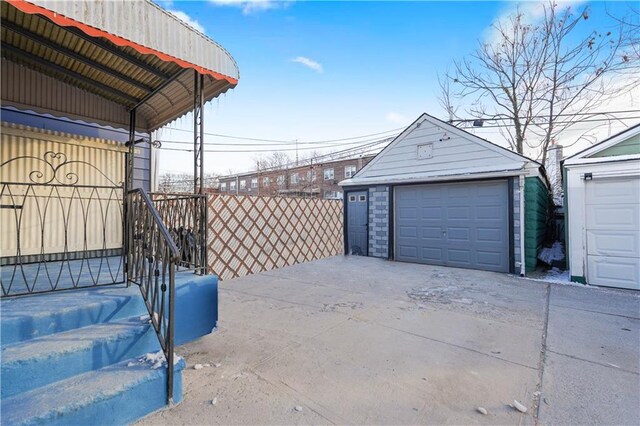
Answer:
[
  {"left": 564, "top": 124, "right": 640, "bottom": 290},
  {"left": 340, "top": 113, "right": 549, "bottom": 275}
]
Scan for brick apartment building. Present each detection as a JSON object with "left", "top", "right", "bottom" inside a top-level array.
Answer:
[{"left": 218, "top": 155, "right": 375, "bottom": 199}]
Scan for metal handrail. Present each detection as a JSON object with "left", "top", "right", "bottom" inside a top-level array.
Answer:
[{"left": 126, "top": 188, "right": 179, "bottom": 403}]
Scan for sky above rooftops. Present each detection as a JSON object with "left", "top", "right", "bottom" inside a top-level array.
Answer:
[{"left": 154, "top": 1, "right": 639, "bottom": 175}]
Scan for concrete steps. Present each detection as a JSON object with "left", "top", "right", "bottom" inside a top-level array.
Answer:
[
  {"left": 1, "top": 357, "right": 185, "bottom": 426},
  {"left": 1, "top": 273, "right": 218, "bottom": 425}
]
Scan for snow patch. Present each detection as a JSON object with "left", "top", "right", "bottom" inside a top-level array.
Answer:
[
  {"left": 538, "top": 242, "right": 564, "bottom": 265},
  {"left": 131, "top": 350, "right": 183, "bottom": 369}
]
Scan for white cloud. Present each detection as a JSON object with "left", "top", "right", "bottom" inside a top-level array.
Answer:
[
  {"left": 291, "top": 56, "right": 324, "bottom": 73},
  {"left": 484, "top": 0, "right": 586, "bottom": 45},
  {"left": 209, "top": 0, "right": 291, "bottom": 15},
  {"left": 385, "top": 112, "right": 409, "bottom": 125},
  {"left": 168, "top": 9, "right": 206, "bottom": 34}
]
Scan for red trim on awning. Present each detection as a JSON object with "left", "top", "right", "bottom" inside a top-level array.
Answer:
[{"left": 7, "top": 0, "right": 238, "bottom": 85}]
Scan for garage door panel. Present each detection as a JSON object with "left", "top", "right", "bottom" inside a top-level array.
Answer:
[
  {"left": 586, "top": 178, "right": 639, "bottom": 203},
  {"left": 477, "top": 251, "right": 505, "bottom": 269},
  {"left": 422, "top": 207, "right": 443, "bottom": 220},
  {"left": 477, "top": 228, "right": 503, "bottom": 243},
  {"left": 397, "top": 245, "right": 418, "bottom": 260},
  {"left": 422, "top": 226, "right": 442, "bottom": 239},
  {"left": 447, "top": 206, "right": 470, "bottom": 220},
  {"left": 476, "top": 205, "right": 504, "bottom": 219},
  {"left": 586, "top": 204, "right": 639, "bottom": 231},
  {"left": 422, "top": 247, "right": 445, "bottom": 263},
  {"left": 447, "top": 227, "right": 470, "bottom": 241},
  {"left": 395, "top": 180, "right": 509, "bottom": 273},
  {"left": 587, "top": 231, "right": 640, "bottom": 257},
  {"left": 587, "top": 255, "right": 639, "bottom": 290},
  {"left": 447, "top": 249, "right": 471, "bottom": 265},
  {"left": 397, "top": 206, "right": 418, "bottom": 219},
  {"left": 398, "top": 225, "right": 418, "bottom": 238}
]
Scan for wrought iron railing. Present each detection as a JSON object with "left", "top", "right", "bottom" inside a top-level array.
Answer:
[
  {"left": 1, "top": 152, "right": 125, "bottom": 297},
  {"left": 126, "top": 188, "right": 180, "bottom": 403},
  {"left": 126, "top": 189, "right": 208, "bottom": 403},
  {"left": 150, "top": 192, "right": 208, "bottom": 275}
]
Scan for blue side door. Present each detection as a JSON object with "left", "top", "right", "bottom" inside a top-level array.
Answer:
[{"left": 347, "top": 191, "right": 368, "bottom": 256}]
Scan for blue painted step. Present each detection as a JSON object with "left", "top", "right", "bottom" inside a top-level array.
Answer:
[
  {"left": 2, "top": 316, "right": 160, "bottom": 398},
  {"left": 1, "top": 285, "right": 146, "bottom": 346},
  {"left": 1, "top": 356, "right": 186, "bottom": 426},
  {"left": 1, "top": 273, "right": 218, "bottom": 425}
]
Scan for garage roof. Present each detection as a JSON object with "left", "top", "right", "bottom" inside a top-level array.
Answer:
[{"left": 1, "top": 0, "right": 239, "bottom": 132}]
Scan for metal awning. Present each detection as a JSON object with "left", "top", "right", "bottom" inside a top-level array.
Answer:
[{"left": 1, "top": 0, "right": 239, "bottom": 132}]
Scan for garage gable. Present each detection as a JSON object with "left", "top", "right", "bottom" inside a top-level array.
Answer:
[
  {"left": 343, "top": 114, "right": 534, "bottom": 185},
  {"left": 565, "top": 124, "right": 640, "bottom": 164}
]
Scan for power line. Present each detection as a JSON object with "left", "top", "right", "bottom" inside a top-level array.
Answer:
[
  {"left": 159, "top": 126, "right": 405, "bottom": 144},
  {"left": 449, "top": 109, "right": 640, "bottom": 124},
  {"left": 156, "top": 131, "right": 401, "bottom": 149},
  {"left": 456, "top": 116, "right": 640, "bottom": 130},
  {"left": 157, "top": 136, "right": 392, "bottom": 155}
]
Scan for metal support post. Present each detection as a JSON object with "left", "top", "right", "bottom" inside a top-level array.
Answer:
[{"left": 193, "top": 70, "right": 204, "bottom": 195}]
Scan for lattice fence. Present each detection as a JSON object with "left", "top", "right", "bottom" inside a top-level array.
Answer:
[{"left": 207, "top": 195, "right": 344, "bottom": 280}]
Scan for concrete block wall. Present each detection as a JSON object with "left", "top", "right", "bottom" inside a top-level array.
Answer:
[
  {"left": 513, "top": 178, "right": 522, "bottom": 272},
  {"left": 368, "top": 186, "right": 389, "bottom": 258}
]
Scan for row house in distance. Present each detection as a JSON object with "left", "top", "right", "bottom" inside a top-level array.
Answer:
[{"left": 218, "top": 155, "right": 375, "bottom": 199}]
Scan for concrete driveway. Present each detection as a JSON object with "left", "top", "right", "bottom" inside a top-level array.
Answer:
[{"left": 141, "top": 256, "right": 640, "bottom": 425}]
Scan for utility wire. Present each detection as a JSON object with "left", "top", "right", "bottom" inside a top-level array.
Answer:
[{"left": 161, "top": 126, "right": 405, "bottom": 144}]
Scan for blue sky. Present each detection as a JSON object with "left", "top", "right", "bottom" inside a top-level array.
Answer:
[{"left": 155, "top": 1, "right": 637, "bottom": 175}]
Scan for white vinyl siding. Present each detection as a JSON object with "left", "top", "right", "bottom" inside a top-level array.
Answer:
[{"left": 354, "top": 115, "right": 525, "bottom": 182}]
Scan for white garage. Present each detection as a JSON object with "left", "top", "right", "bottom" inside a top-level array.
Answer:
[{"left": 564, "top": 124, "right": 640, "bottom": 290}]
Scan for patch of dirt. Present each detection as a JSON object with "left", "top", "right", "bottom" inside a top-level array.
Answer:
[{"left": 320, "top": 302, "right": 364, "bottom": 312}]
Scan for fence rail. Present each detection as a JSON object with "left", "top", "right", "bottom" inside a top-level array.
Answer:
[
  {"left": 207, "top": 194, "right": 343, "bottom": 280},
  {"left": 1, "top": 151, "right": 125, "bottom": 297}
]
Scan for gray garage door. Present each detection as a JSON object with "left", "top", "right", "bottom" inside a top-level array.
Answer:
[{"left": 395, "top": 180, "right": 510, "bottom": 272}]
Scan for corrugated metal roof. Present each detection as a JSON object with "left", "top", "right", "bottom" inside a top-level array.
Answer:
[
  {"left": 1, "top": 0, "right": 239, "bottom": 132},
  {"left": 27, "top": 0, "right": 238, "bottom": 81}
]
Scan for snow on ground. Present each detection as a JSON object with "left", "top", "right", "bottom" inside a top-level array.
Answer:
[{"left": 540, "top": 267, "right": 570, "bottom": 284}]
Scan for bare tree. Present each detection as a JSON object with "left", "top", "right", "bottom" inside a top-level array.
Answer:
[
  {"left": 444, "top": 2, "right": 639, "bottom": 164},
  {"left": 253, "top": 152, "right": 292, "bottom": 171}
]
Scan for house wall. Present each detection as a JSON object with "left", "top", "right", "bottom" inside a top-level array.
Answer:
[
  {"left": 219, "top": 157, "right": 374, "bottom": 199},
  {"left": 524, "top": 177, "right": 550, "bottom": 272},
  {"left": 1, "top": 107, "right": 151, "bottom": 191},
  {"left": 513, "top": 179, "right": 522, "bottom": 271},
  {"left": 1, "top": 122, "right": 126, "bottom": 258},
  {"left": 590, "top": 134, "right": 640, "bottom": 157},
  {"left": 368, "top": 186, "right": 390, "bottom": 258},
  {"left": 565, "top": 159, "right": 640, "bottom": 283}
]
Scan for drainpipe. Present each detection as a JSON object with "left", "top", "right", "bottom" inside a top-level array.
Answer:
[{"left": 519, "top": 175, "right": 526, "bottom": 276}]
